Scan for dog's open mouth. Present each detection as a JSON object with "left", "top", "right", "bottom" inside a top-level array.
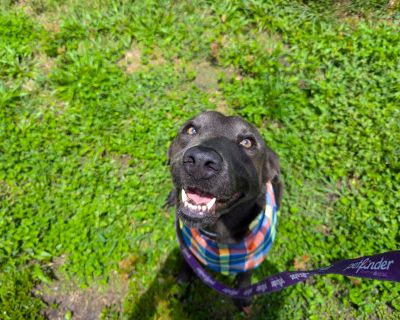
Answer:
[
  {"left": 182, "top": 188, "right": 217, "bottom": 215},
  {"left": 179, "top": 187, "right": 243, "bottom": 226}
]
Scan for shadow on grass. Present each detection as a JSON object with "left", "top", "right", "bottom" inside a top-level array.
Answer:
[{"left": 126, "top": 247, "right": 285, "bottom": 319}]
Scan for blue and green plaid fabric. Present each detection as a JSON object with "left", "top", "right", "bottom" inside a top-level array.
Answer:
[{"left": 180, "top": 182, "right": 278, "bottom": 275}]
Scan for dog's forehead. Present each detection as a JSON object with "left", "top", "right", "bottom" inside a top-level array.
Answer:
[{"left": 191, "top": 111, "right": 256, "bottom": 136}]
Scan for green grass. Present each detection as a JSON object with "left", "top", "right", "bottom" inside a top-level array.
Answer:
[{"left": 0, "top": 0, "right": 399, "bottom": 319}]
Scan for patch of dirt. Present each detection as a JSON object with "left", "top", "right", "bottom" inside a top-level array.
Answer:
[
  {"left": 0, "top": 180, "right": 13, "bottom": 199},
  {"left": 388, "top": 0, "right": 400, "bottom": 9},
  {"left": 22, "top": 78, "right": 37, "bottom": 92},
  {"left": 193, "top": 61, "right": 220, "bottom": 92},
  {"left": 15, "top": 0, "right": 35, "bottom": 15},
  {"left": 192, "top": 60, "right": 235, "bottom": 92},
  {"left": 38, "top": 16, "right": 61, "bottom": 33},
  {"left": 333, "top": 0, "right": 399, "bottom": 23},
  {"left": 148, "top": 46, "right": 166, "bottom": 67},
  {"left": 119, "top": 47, "right": 142, "bottom": 74},
  {"left": 256, "top": 31, "right": 288, "bottom": 53},
  {"left": 109, "top": 152, "right": 133, "bottom": 169},
  {"left": 327, "top": 192, "right": 340, "bottom": 203},
  {"left": 15, "top": 0, "right": 60, "bottom": 76},
  {"left": 15, "top": 0, "right": 67, "bottom": 22},
  {"left": 111, "top": 153, "right": 134, "bottom": 178},
  {"left": 118, "top": 46, "right": 166, "bottom": 74},
  {"left": 31, "top": 87, "right": 67, "bottom": 117},
  {"left": 208, "top": 91, "right": 230, "bottom": 115},
  {"left": 169, "top": 57, "right": 237, "bottom": 114},
  {"left": 38, "top": 55, "right": 56, "bottom": 75},
  {"left": 34, "top": 255, "right": 130, "bottom": 320}
]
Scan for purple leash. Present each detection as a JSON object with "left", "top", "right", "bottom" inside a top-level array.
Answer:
[{"left": 176, "top": 219, "right": 400, "bottom": 299}]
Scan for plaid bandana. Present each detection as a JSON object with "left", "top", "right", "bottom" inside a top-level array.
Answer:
[{"left": 180, "top": 182, "right": 278, "bottom": 275}]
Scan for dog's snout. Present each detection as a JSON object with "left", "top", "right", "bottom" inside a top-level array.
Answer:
[{"left": 183, "top": 146, "right": 222, "bottom": 180}]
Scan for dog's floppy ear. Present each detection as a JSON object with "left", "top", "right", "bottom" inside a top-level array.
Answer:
[
  {"left": 166, "top": 139, "right": 176, "bottom": 166},
  {"left": 264, "top": 148, "right": 283, "bottom": 208},
  {"left": 165, "top": 141, "right": 177, "bottom": 207},
  {"left": 166, "top": 147, "right": 171, "bottom": 166},
  {"left": 164, "top": 188, "right": 177, "bottom": 208},
  {"left": 264, "top": 148, "right": 280, "bottom": 182}
]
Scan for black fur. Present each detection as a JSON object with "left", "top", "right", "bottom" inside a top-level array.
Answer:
[{"left": 167, "top": 111, "right": 282, "bottom": 309}]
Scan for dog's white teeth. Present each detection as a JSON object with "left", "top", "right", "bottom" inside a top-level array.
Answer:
[
  {"left": 182, "top": 190, "right": 216, "bottom": 215},
  {"left": 207, "top": 198, "right": 216, "bottom": 211},
  {"left": 181, "top": 189, "right": 188, "bottom": 203}
]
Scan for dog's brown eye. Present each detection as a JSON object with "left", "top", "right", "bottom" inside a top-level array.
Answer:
[
  {"left": 186, "top": 126, "right": 197, "bottom": 135},
  {"left": 240, "top": 138, "right": 253, "bottom": 149}
]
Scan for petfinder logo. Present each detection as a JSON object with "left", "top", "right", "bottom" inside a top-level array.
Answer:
[{"left": 344, "top": 257, "right": 394, "bottom": 274}]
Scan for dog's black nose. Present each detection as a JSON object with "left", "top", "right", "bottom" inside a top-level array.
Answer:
[{"left": 183, "top": 146, "right": 222, "bottom": 180}]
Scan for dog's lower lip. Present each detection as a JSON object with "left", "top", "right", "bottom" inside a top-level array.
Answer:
[{"left": 177, "top": 201, "right": 219, "bottom": 228}]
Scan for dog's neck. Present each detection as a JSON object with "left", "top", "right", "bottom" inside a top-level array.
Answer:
[{"left": 199, "top": 196, "right": 265, "bottom": 244}]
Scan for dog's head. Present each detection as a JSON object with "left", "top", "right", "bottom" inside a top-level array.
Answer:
[{"left": 168, "top": 111, "right": 280, "bottom": 229}]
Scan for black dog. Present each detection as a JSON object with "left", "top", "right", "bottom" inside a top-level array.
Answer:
[{"left": 168, "top": 111, "right": 282, "bottom": 309}]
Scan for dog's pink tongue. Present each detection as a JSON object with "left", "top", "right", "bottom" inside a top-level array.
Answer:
[{"left": 187, "top": 191, "right": 213, "bottom": 205}]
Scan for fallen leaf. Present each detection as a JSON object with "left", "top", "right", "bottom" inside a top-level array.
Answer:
[{"left": 294, "top": 255, "right": 310, "bottom": 270}]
